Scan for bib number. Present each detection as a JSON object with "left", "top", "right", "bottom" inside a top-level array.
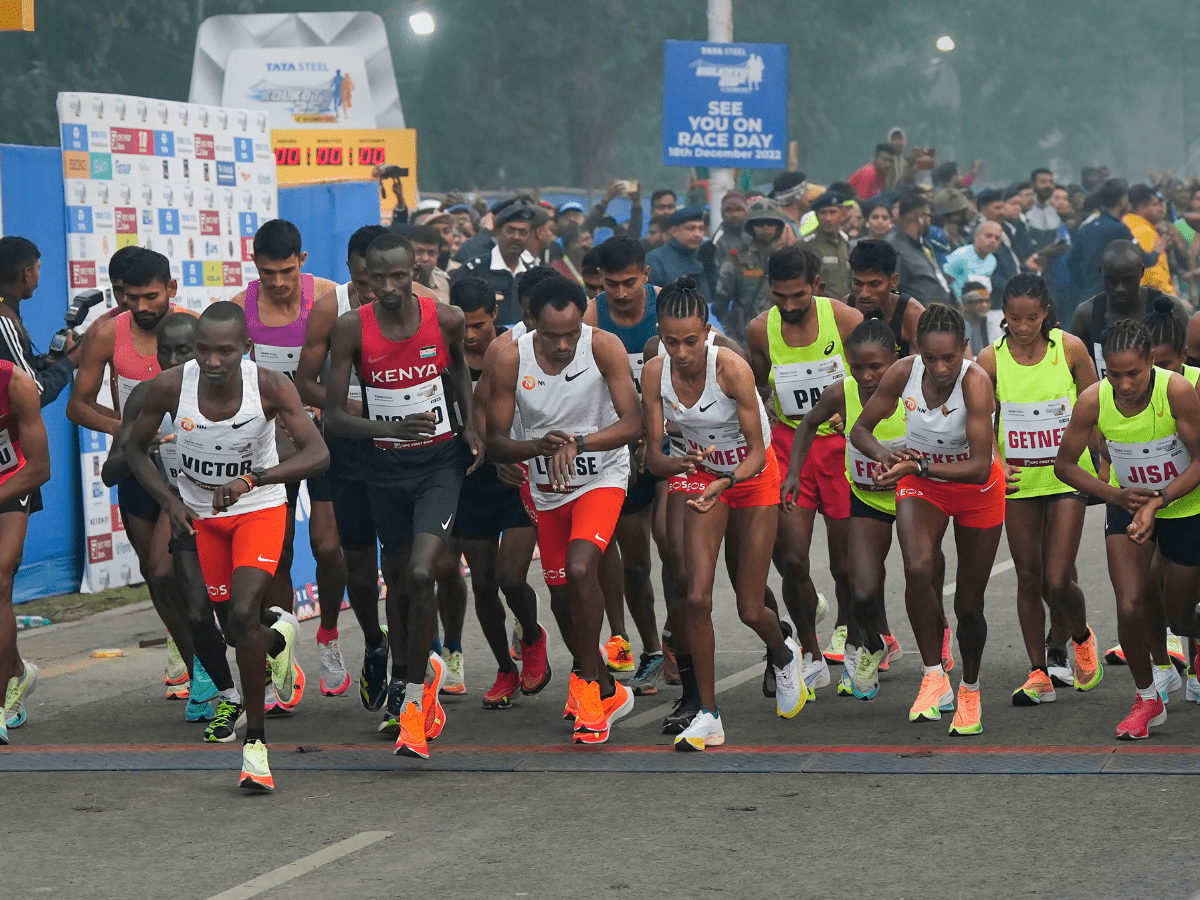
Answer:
[
  {"left": 178, "top": 435, "right": 254, "bottom": 491},
  {"left": 252, "top": 344, "right": 301, "bottom": 380},
  {"left": 773, "top": 356, "right": 846, "bottom": 418},
  {"left": 848, "top": 437, "right": 906, "bottom": 491},
  {"left": 1001, "top": 398, "right": 1071, "bottom": 467},
  {"left": 1093, "top": 343, "right": 1107, "bottom": 380},
  {"left": 1108, "top": 436, "right": 1190, "bottom": 490},
  {"left": 628, "top": 352, "right": 645, "bottom": 395},
  {"left": 529, "top": 449, "right": 603, "bottom": 493},
  {"left": 0, "top": 428, "right": 19, "bottom": 475},
  {"left": 681, "top": 425, "right": 749, "bottom": 476},
  {"left": 906, "top": 425, "right": 970, "bottom": 473},
  {"left": 366, "top": 380, "right": 451, "bottom": 448},
  {"left": 115, "top": 374, "right": 138, "bottom": 415}
]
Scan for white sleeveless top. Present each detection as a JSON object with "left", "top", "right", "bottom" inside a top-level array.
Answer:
[
  {"left": 661, "top": 346, "right": 770, "bottom": 477},
  {"left": 901, "top": 357, "right": 974, "bottom": 481},
  {"left": 331, "top": 282, "right": 362, "bottom": 401},
  {"left": 516, "top": 325, "right": 630, "bottom": 510},
  {"left": 156, "top": 412, "right": 180, "bottom": 488},
  {"left": 175, "top": 359, "right": 286, "bottom": 518},
  {"left": 659, "top": 331, "right": 717, "bottom": 456}
]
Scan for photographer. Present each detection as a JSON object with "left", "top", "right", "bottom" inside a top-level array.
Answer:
[{"left": 0, "top": 237, "right": 80, "bottom": 407}]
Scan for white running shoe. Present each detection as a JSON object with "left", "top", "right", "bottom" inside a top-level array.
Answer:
[
  {"left": 1153, "top": 664, "right": 1182, "bottom": 704},
  {"left": 442, "top": 650, "right": 466, "bottom": 694},
  {"left": 1187, "top": 673, "right": 1200, "bottom": 704},
  {"left": 674, "top": 709, "right": 725, "bottom": 751},
  {"left": 802, "top": 652, "right": 831, "bottom": 693},
  {"left": 318, "top": 638, "right": 352, "bottom": 696},
  {"left": 774, "top": 638, "right": 808, "bottom": 718},
  {"left": 814, "top": 593, "right": 828, "bottom": 626}
]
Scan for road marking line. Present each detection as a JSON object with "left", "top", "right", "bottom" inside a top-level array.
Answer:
[
  {"left": 205, "top": 831, "right": 392, "bottom": 900},
  {"left": 943, "top": 557, "right": 1014, "bottom": 596},
  {"left": 619, "top": 662, "right": 762, "bottom": 729}
]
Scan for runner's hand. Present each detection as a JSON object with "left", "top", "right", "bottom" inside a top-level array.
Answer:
[
  {"left": 548, "top": 439, "right": 579, "bottom": 491},
  {"left": 1128, "top": 497, "right": 1163, "bottom": 544},
  {"left": 828, "top": 413, "right": 845, "bottom": 436},
  {"left": 462, "top": 422, "right": 486, "bottom": 475},
  {"left": 166, "top": 498, "right": 196, "bottom": 537},
  {"left": 779, "top": 473, "right": 802, "bottom": 513},
  {"left": 1002, "top": 462, "right": 1022, "bottom": 495},
  {"left": 675, "top": 445, "right": 710, "bottom": 476},
  {"left": 151, "top": 432, "right": 175, "bottom": 447},
  {"left": 496, "top": 463, "right": 528, "bottom": 487},
  {"left": 873, "top": 458, "right": 919, "bottom": 488},
  {"left": 388, "top": 411, "right": 437, "bottom": 442},
  {"left": 1114, "top": 487, "right": 1158, "bottom": 515},
  {"left": 687, "top": 478, "right": 724, "bottom": 514},
  {"left": 212, "top": 477, "right": 251, "bottom": 514},
  {"left": 533, "top": 430, "right": 573, "bottom": 457}
]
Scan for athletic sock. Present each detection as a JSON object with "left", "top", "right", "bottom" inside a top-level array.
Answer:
[
  {"left": 677, "top": 654, "right": 698, "bottom": 705},
  {"left": 192, "top": 620, "right": 235, "bottom": 690},
  {"left": 923, "top": 663, "right": 946, "bottom": 677},
  {"left": 245, "top": 727, "right": 265, "bottom": 744},
  {"left": 391, "top": 665, "right": 408, "bottom": 683},
  {"left": 444, "top": 639, "right": 462, "bottom": 654},
  {"left": 267, "top": 630, "right": 286, "bottom": 659},
  {"left": 218, "top": 688, "right": 241, "bottom": 705},
  {"left": 1137, "top": 684, "right": 1158, "bottom": 701},
  {"left": 960, "top": 679, "right": 979, "bottom": 692},
  {"left": 316, "top": 625, "right": 338, "bottom": 644},
  {"left": 406, "top": 683, "right": 425, "bottom": 710}
]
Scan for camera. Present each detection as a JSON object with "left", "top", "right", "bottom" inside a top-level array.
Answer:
[{"left": 49, "top": 288, "right": 104, "bottom": 353}]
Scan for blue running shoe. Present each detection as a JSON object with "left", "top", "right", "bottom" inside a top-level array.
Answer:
[
  {"left": 361, "top": 628, "right": 390, "bottom": 711},
  {"left": 185, "top": 657, "right": 218, "bottom": 721},
  {"left": 0, "top": 707, "right": 8, "bottom": 744},
  {"left": 6, "top": 702, "right": 27, "bottom": 729}
]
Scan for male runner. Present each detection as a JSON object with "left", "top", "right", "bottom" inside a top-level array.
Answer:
[
  {"left": 295, "top": 224, "right": 391, "bottom": 705},
  {"left": 66, "top": 247, "right": 196, "bottom": 697},
  {"left": 325, "top": 233, "right": 483, "bottom": 759},
  {"left": 0, "top": 362, "right": 50, "bottom": 743},
  {"left": 126, "top": 302, "right": 329, "bottom": 789},
  {"left": 487, "top": 275, "right": 644, "bottom": 743},
  {"left": 233, "top": 219, "right": 338, "bottom": 708},
  {"left": 845, "top": 239, "right": 925, "bottom": 358},
  {"left": 747, "top": 246, "right": 862, "bottom": 690}
]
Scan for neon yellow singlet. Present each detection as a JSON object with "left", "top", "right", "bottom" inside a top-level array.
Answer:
[
  {"left": 1184, "top": 364, "right": 1200, "bottom": 387},
  {"left": 767, "top": 298, "right": 846, "bottom": 436},
  {"left": 844, "top": 377, "right": 906, "bottom": 515}
]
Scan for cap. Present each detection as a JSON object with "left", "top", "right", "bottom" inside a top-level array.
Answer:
[
  {"left": 495, "top": 203, "right": 539, "bottom": 227},
  {"left": 667, "top": 205, "right": 705, "bottom": 226},
  {"left": 771, "top": 171, "right": 807, "bottom": 204},
  {"left": 975, "top": 188, "right": 1004, "bottom": 208},
  {"left": 415, "top": 198, "right": 441, "bottom": 213},
  {"left": 444, "top": 203, "right": 472, "bottom": 215},
  {"left": 810, "top": 191, "right": 842, "bottom": 212},
  {"left": 743, "top": 198, "right": 787, "bottom": 228},
  {"left": 531, "top": 207, "right": 551, "bottom": 228},
  {"left": 557, "top": 201, "right": 585, "bottom": 215},
  {"left": 424, "top": 211, "right": 454, "bottom": 226}
]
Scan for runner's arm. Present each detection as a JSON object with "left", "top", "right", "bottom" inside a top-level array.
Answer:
[
  {"left": 781, "top": 379, "right": 844, "bottom": 510},
  {"left": 65, "top": 320, "right": 122, "bottom": 434},
  {"left": 921, "top": 365, "right": 998, "bottom": 484},
  {"left": 1053, "top": 385, "right": 1128, "bottom": 507},
  {"left": 294, "top": 291, "right": 338, "bottom": 409},
  {"left": 101, "top": 380, "right": 149, "bottom": 487},
  {"left": 126, "top": 370, "right": 192, "bottom": 533},
  {"left": 745, "top": 312, "right": 774, "bottom": 408},
  {"left": 583, "top": 330, "right": 644, "bottom": 451},
  {"left": 1129, "top": 373, "right": 1200, "bottom": 532},
  {"left": 849, "top": 358, "right": 915, "bottom": 465},
  {"left": 0, "top": 369, "right": 50, "bottom": 508},
  {"left": 256, "top": 369, "right": 330, "bottom": 486},
  {"left": 717, "top": 348, "right": 771, "bottom": 486},
  {"left": 439, "top": 302, "right": 484, "bottom": 472},
  {"left": 486, "top": 342, "right": 569, "bottom": 462},
  {"left": 641, "top": 356, "right": 703, "bottom": 479}
]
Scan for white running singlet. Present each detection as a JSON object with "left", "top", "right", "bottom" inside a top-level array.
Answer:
[{"left": 901, "top": 357, "right": 976, "bottom": 481}]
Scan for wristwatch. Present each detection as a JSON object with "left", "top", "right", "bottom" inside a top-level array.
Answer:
[
  {"left": 917, "top": 457, "right": 930, "bottom": 478},
  {"left": 574, "top": 434, "right": 587, "bottom": 454},
  {"left": 249, "top": 467, "right": 268, "bottom": 487}
]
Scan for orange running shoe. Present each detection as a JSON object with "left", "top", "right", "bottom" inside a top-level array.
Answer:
[
  {"left": 423, "top": 653, "right": 447, "bottom": 740},
  {"left": 879, "top": 633, "right": 904, "bottom": 673},
  {"left": 941, "top": 626, "right": 955, "bottom": 672},
  {"left": 908, "top": 668, "right": 954, "bottom": 722},
  {"left": 604, "top": 635, "right": 635, "bottom": 672},
  {"left": 573, "top": 679, "right": 605, "bottom": 737},
  {"left": 949, "top": 685, "right": 983, "bottom": 735},
  {"left": 563, "top": 672, "right": 581, "bottom": 720},
  {"left": 1073, "top": 627, "right": 1103, "bottom": 691},
  {"left": 394, "top": 701, "right": 429, "bottom": 759},
  {"left": 1012, "top": 670, "right": 1055, "bottom": 706}
]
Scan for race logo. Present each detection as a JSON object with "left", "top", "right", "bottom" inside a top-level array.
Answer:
[
  {"left": 248, "top": 67, "right": 355, "bottom": 124},
  {"left": 689, "top": 49, "right": 766, "bottom": 94},
  {"left": 179, "top": 418, "right": 195, "bottom": 432},
  {"left": 522, "top": 376, "right": 536, "bottom": 390}
]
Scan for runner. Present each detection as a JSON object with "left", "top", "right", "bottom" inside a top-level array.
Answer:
[
  {"left": 66, "top": 247, "right": 196, "bottom": 698},
  {"left": 584, "top": 236, "right": 662, "bottom": 683},
  {"left": 975, "top": 273, "right": 1103, "bottom": 706},
  {"left": 782, "top": 319, "right": 923, "bottom": 700},
  {"left": 437, "top": 275, "right": 547, "bottom": 710},
  {"left": 295, "top": 224, "right": 392, "bottom": 707},
  {"left": 850, "top": 303, "right": 1007, "bottom": 735},
  {"left": 325, "top": 233, "right": 483, "bottom": 759},
  {"left": 233, "top": 219, "right": 337, "bottom": 711},
  {"left": 125, "top": 301, "right": 329, "bottom": 789},
  {"left": 1055, "top": 319, "right": 1200, "bottom": 739},
  {"left": 747, "top": 246, "right": 862, "bottom": 693},
  {"left": 845, "top": 239, "right": 925, "bottom": 358},
  {"left": 643, "top": 277, "right": 806, "bottom": 750},
  {"left": 486, "top": 274, "right": 643, "bottom": 744},
  {"left": 0, "top": 362, "right": 49, "bottom": 743},
  {"left": 102, "top": 313, "right": 234, "bottom": 728}
]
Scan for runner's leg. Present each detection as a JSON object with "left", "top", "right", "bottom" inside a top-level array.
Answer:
[
  {"left": 0, "top": 509, "right": 29, "bottom": 685},
  {"left": 1043, "top": 496, "right": 1090, "bottom": 644},
  {"left": 847, "top": 515, "right": 891, "bottom": 654},
  {"left": 612, "top": 508, "right": 662, "bottom": 654},
  {"left": 896, "top": 497, "right": 952, "bottom": 667},
  {"left": 681, "top": 499, "right": 727, "bottom": 711},
  {"left": 950, "top": 521, "right": 1003, "bottom": 684},
  {"left": 1006, "top": 497, "right": 1050, "bottom": 670},
  {"left": 309, "top": 499, "right": 347, "bottom": 633},
  {"left": 1107, "top": 534, "right": 1159, "bottom": 692},
  {"left": 773, "top": 504, "right": 821, "bottom": 656}
]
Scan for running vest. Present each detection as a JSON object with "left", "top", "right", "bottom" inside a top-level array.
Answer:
[
  {"left": 596, "top": 284, "right": 657, "bottom": 394},
  {"left": 0, "top": 361, "right": 27, "bottom": 485},
  {"left": 994, "top": 329, "right": 1094, "bottom": 498},
  {"left": 848, "top": 292, "right": 912, "bottom": 358},
  {"left": 1185, "top": 365, "right": 1200, "bottom": 387},
  {"left": 1087, "top": 289, "right": 1165, "bottom": 379},
  {"left": 332, "top": 282, "right": 362, "bottom": 401},
  {"left": 358, "top": 296, "right": 455, "bottom": 452},
  {"left": 659, "top": 332, "right": 718, "bottom": 456},
  {"left": 112, "top": 308, "right": 178, "bottom": 414},
  {"left": 246, "top": 273, "right": 315, "bottom": 380},
  {"left": 767, "top": 298, "right": 847, "bottom": 434},
  {"left": 660, "top": 346, "right": 770, "bottom": 478},
  {"left": 845, "top": 377, "right": 905, "bottom": 514},
  {"left": 155, "top": 411, "right": 180, "bottom": 488},
  {"left": 902, "top": 357, "right": 981, "bottom": 481},
  {"left": 174, "top": 359, "right": 285, "bottom": 519},
  {"left": 1098, "top": 368, "right": 1200, "bottom": 519},
  {"left": 516, "top": 325, "right": 630, "bottom": 510}
]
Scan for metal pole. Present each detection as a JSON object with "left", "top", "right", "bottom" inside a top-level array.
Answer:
[{"left": 707, "top": 0, "right": 734, "bottom": 237}]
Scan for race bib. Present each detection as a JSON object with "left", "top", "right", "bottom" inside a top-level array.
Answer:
[
  {"left": 907, "top": 425, "right": 970, "bottom": 477},
  {"left": 177, "top": 434, "right": 255, "bottom": 491},
  {"left": 0, "top": 428, "right": 19, "bottom": 475},
  {"left": 681, "top": 425, "right": 750, "bottom": 476},
  {"left": 628, "top": 352, "right": 645, "bottom": 395},
  {"left": 155, "top": 413, "right": 180, "bottom": 487},
  {"left": 252, "top": 343, "right": 301, "bottom": 379},
  {"left": 347, "top": 384, "right": 363, "bottom": 402},
  {"left": 115, "top": 374, "right": 139, "bottom": 415},
  {"left": 1108, "top": 436, "right": 1190, "bottom": 490},
  {"left": 1093, "top": 343, "right": 1107, "bottom": 380},
  {"left": 365, "top": 379, "right": 451, "bottom": 448},
  {"left": 773, "top": 356, "right": 846, "bottom": 418},
  {"left": 847, "top": 437, "right": 907, "bottom": 491},
  {"left": 1001, "top": 398, "right": 1071, "bottom": 467},
  {"left": 529, "top": 449, "right": 604, "bottom": 493}
]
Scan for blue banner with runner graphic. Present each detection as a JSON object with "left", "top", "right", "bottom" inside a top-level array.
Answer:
[{"left": 662, "top": 40, "right": 788, "bottom": 169}]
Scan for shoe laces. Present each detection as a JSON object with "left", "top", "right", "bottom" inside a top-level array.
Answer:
[
  {"left": 633, "top": 653, "right": 660, "bottom": 680},
  {"left": 956, "top": 686, "right": 980, "bottom": 719},
  {"left": 775, "top": 658, "right": 798, "bottom": 694},
  {"left": 319, "top": 641, "right": 344, "bottom": 669},
  {"left": 854, "top": 648, "right": 880, "bottom": 681},
  {"left": 916, "top": 669, "right": 947, "bottom": 706},
  {"left": 211, "top": 700, "right": 239, "bottom": 728}
]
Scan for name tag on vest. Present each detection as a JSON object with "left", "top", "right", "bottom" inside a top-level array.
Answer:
[{"left": 1001, "top": 398, "right": 1071, "bottom": 467}]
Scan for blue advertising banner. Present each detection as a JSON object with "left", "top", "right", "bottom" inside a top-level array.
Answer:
[{"left": 662, "top": 40, "right": 788, "bottom": 169}]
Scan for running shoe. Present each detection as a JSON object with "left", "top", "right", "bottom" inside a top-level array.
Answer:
[
  {"left": 604, "top": 635, "right": 635, "bottom": 672},
  {"left": 1012, "top": 670, "right": 1056, "bottom": 706},
  {"left": 267, "top": 615, "right": 298, "bottom": 706},
  {"left": 762, "top": 620, "right": 793, "bottom": 698},
  {"left": 239, "top": 740, "right": 274, "bottom": 791},
  {"left": 423, "top": 653, "right": 448, "bottom": 740},
  {"left": 851, "top": 645, "right": 887, "bottom": 700},
  {"left": 572, "top": 679, "right": 606, "bottom": 739},
  {"left": 802, "top": 652, "right": 831, "bottom": 693},
  {"left": 822, "top": 625, "right": 848, "bottom": 665},
  {"left": 519, "top": 625, "right": 552, "bottom": 695},
  {"left": 1104, "top": 643, "right": 1127, "bottom": 666},
  {"left": 5, "top": 661, "right": 38, "bottom": 718},
  {"left": 0, "top": 708, "right": 7, "bottom": 745},
  {"left": 575, "top": 680, "right": 635, "bottom": 745},
  {"left": 941, "top": 625, "right": 955, "bottom": 672},
  {"left": 360, "top": 629, "right": 390, "bottom": 711},
  {"left": 394, "top": 700, "right": 429, "bottom": 759},
  {"left": 1115, "top": 694, "right": 1166, "bottom": 740},
  {"left": 378, "top": 679, "right": 406, "bottom": 734},
  {"left": 627, "top": 651, "right": 664, "bottom": 696},
  {"left": 663, "top": 695, "right": 700, "bottom": 735},
  {"left": 164, "top": 637, "right": 189, "bottom": 698},
  {"left": 442, "top": 650, "right": 466, "bottom": 695},
  {"left": 184, "top": 657, "right": 218, "bottom": 722},
  {"left": 1166, "top": 630, "right": 1188, "bottom": 672},
  {"left": 674, "top": 708, "right": 724, "bottom": 751},
  {"left": 879, "top": 633, "right": 904, "bottom": 673},
  {"left": 815, "top": 592, "right": 828, "bottom": 626},
  {"left": 1047, "top": 647, "right": 1074, "bottom": 687},
  {"left": 1072, "top": 628, "right": 1103, "bottom": 692},
  {"left": 5, "top": 703, "right": 25, "bottom": 729},
  {"left": 483, "top": 669, "right": 520, "bottom": 709},
  {"left": 836, "top": 664, "right": 854, "bottom": 697},
  {"left": 564, "top": 672, "right": 581, "bottom": 720},
  {"left": 318, "top": 637, "right": 352, "bottom": 696},
  {"left": 1153, "top": 664, "right": 1182, "bottom": 704},
  {"left": 948, "top": 685, "right": 983, "bottom": 736},
  {"left": 510, "top": 619, "right": 524, "bottom": 662},
  {"left": 909, "top": 669, "right": 954, "bottom": 722},
  {"left": 264, "top": 682, "right": 282, "bottom": 717},
  {"left": 662, "top": 633, "right": 681, "bottom": 685},
  {"left": 775, "top": 637, "right": 809, "bottom": 718},
  {"left": 1186, "top": 670, "right": 1200, "bottom": 704},
  {"left": 204, "top": 700, "right": 245, "bottom": 743}
]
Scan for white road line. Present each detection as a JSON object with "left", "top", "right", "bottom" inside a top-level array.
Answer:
[
  {"left": 942, "top": 557, "right": 1015, "bottom": 596},
  {"left": 205, "top": 831, "right": 392, "bottom": 900},
  {"left": 619, "top": 663, "right": 762, "bottom": 729}
]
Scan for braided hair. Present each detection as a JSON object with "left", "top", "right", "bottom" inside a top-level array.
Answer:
[
  {"left": 1143, "top": 296, "right": 1185, "bottom": 356},
  {"left": 845, "top": 318, "right": 899, "bottom": 356},
  {"left": 657, "top": 276, "right": 709, "bottom": 324},
  {"left": 1101, "top": 318, "right": 1152, "bottom": 360},
  {"left": 999, "top": 272, "right": 1058, "bottom": 347},
  {"left": 916, "top": 302, "right": 966, "bottom": 344}
]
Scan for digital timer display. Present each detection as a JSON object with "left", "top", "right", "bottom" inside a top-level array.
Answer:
[
  {"left": 275, "top": 147, "right": 301, "bottom": 166},
  {"left": 270, "top": 129, "right": 416, "bottom": 193}
]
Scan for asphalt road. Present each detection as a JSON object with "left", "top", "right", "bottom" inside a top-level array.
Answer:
[{"left": 4, "top": 503, "right": 1200, "bottom": 900}]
